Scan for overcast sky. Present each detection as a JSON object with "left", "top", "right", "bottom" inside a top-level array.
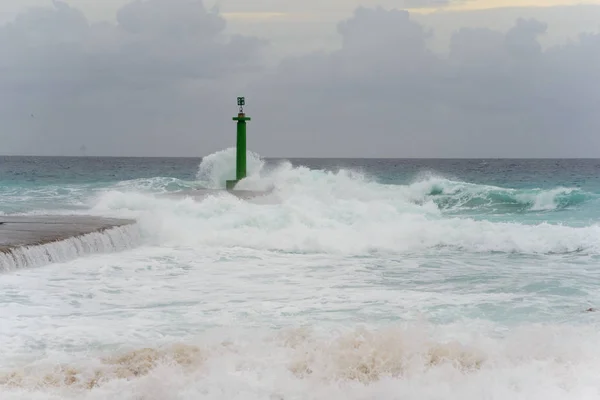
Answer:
[{"left": 1, "top": 0, "right": 599, "bottom": 157}]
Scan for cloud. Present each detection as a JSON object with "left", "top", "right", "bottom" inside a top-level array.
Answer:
[
  {"left": 248, "top": 7, "right": 600, "bottom": 157},
  {"left": 396, "top": 0, "right": 453, "bottom": 9},
  {"left": 1, "top": 2, "right": 599, "bottom": 157},
  {"left": 0, "top": 0, "right": 266, "bottom": 156},
  {"left": 1, "top": 0, "right": 264, "bottom": 90}
]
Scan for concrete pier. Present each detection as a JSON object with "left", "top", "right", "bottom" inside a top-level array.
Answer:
[
  {"left": 0, "top": 189, "right": 269, "bottom": 271},
  {"left": 0, "top": 216, "right": 137, "bottom": 272},
  {"left": 0, "top": 188, "right": 269, "bottom": 266},
  {"left": 0, "top": 216, "right": 134, "bottom": 252},
  {"left": 0, "top": 189, "right": 268, "bottom": 256}
]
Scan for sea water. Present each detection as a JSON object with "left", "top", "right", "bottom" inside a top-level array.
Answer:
[{"left": 0, "top": 150, "right": 599, "bottom": 399}]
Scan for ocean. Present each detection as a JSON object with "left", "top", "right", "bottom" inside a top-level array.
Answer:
[{"left": 1, "top": 149, "right": 599, "bottom": 399}]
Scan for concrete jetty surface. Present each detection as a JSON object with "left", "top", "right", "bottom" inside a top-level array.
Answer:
[
  {"left": 0, "top": 216, "right": 134, "bottom": 252},
  {"left": 0, "top": 189, "right": 267, "bottom": 270},
  {"left": 0, "top": 216, "right": 138, "bottom": 271}
]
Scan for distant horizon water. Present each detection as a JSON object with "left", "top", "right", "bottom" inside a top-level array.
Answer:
[
  {"left": 5, "top": 155, "right": 600, "bottom": 159},
  {"left": 1, "top": 149, "right": 599, "bottom": 399}
]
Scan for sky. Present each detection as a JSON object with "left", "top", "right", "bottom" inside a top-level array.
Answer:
[{"left": 0, "top": 0, "right": 599, "bottom": 157}]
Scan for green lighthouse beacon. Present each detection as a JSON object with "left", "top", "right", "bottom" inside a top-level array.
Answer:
[{"left": 226, "top": 96, "right": 252, "bottom": 190}]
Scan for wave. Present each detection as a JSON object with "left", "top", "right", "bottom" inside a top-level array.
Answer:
[
  {"left": 112, "top": 177, "right": 201, "bottom": 193},
  {"left": 0, "top": 224, "right": 141, "bottom": 272},
  {"left": 1, "top": 324, "right": 599, "bottom": 399},
  {"left": 408, "top": 175, "right": 591, "bottom": 212},
  {"left": 93, "top": 191, "right": 600, "bottom": 255},
  {"left": 195, "top": 149, "right": 592, "bottom": 212},
  {"left": 0, "top": 185, "right": 92, "bottom": 214},
  {"left": 196, "top": 148, "right": 265, "bottom": 189},
  {"left": 84, "top": 150, "right": 600, "bottom": 256}
]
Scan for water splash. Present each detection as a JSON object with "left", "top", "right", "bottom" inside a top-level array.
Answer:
[
  {"left": 86, "top": 153, "right": 600, "bottom": 256},
  {"left": 0, "top": 224, "right": 141, "bottom": 272},
  {"left": 196, "top": 147, "right": 265, "bottom": 189}
]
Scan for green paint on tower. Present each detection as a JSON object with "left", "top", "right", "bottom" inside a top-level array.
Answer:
[{"left": 226, "top": 97, "right": 251, "bottom": 190}]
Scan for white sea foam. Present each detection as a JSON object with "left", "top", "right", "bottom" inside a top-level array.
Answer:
[
  {"left": 3, "top": 150, "right": 599, "bottom": 400},
  {"left": 91, "top": 190, "right": 600, "bottom": 254},
  {"left": 87, "top": 150, "right": 600, "bottom": 256},
  {"left": 113, "top": 177, "right": 198, "bottom": 193},
  {"left": 196, "top": 148, "right": 265, "bottom": 189},
  {"left": 1, "top": 324, "right": 599, "bottom": 400}
]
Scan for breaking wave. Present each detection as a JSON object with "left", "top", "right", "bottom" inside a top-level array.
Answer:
[
  {"left": 112, "top": 177, "right": 199, "bottom": 193},
  {"left": 1, "top": 324, "right": 599, "bottom": 399},
  {"left": 196, "top": 148, "right": 265, "bottom": 189},
  {"left": 87, "top": 149, "right": 600, "bottom": 256},
  {"left": 409, "top": 176, "right": 591, "bottom": 212}
]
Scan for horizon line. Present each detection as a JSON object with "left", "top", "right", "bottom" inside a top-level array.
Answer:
[{"left": 2, "top": 155, "right": 600, "bottom": 160}]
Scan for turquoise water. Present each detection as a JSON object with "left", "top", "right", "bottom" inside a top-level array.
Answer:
[{"left": 1, "top": 151, "right": 599, "bottom": 399}]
